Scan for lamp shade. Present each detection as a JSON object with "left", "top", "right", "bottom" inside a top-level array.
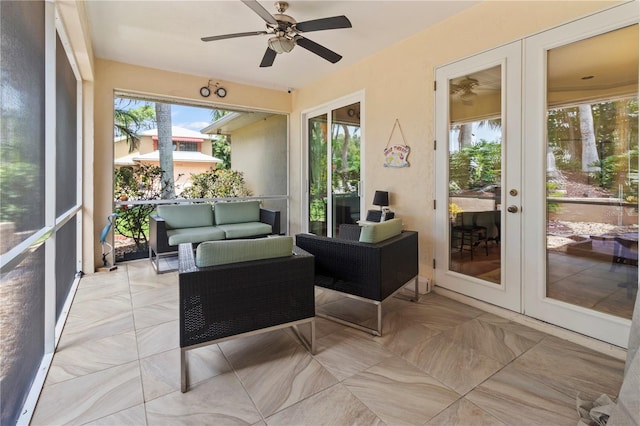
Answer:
[{"left": 372, "top": 190, "right": 389, "bottom": 207}]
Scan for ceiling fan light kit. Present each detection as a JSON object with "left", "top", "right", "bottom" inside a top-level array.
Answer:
[
  {"left": 201, "top": 0, "right": 352, "bottom": 68},
  {"left": 268, "top": 36, "right": 295, "bottom": 53}
]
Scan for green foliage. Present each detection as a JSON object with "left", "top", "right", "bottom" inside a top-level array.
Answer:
[
  {"left": 113, "top": 165, "right": 168, "bottom": 250},
  {"left": 590, "top": 147, "right": 639, "bottom": 199},
  {"left": 0, "top": 161, "right": 40, "bottom": 223},
  {"left": 546, "top": 182, "right": 563, "bottom": 214},
  {"left": 114, "top": 98, "right": 156, "bottom": 152},
  {"left": 180, "top": 169, "right": 252, "bottom": 198},
  {"left": 449, "top": 140, "right": 501, "bottom": 190},
  {"left": 212, "top": 138, "right": 231, "bottom": 169}
]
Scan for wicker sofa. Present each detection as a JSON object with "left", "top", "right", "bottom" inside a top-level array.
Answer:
[
  {"left": 295, "top": 218, "right": 418, "bottom": 336},
  {"left": 178, "top": 237, "right": 315, "bottom": 392},
  {"left": 149, "top": 201, "right": 280, "bottom": 272}
]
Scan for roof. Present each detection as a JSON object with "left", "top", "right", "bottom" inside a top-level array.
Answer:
[{"left": 115, "top": 150, "right": 223, "bottom": 165}]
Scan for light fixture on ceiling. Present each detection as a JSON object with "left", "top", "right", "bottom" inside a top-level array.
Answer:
[{"left": 267, "top": 35, "right": 295, "bottom": 54}]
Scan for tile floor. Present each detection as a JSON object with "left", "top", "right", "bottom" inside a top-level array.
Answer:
[{"left": 31, "top": 259, "right": 626, "bottom": 425}]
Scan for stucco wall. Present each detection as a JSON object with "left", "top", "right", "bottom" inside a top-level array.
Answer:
[
  {"left": 231, "top": 114, "right": 288, "bottom": 197},
  {"left": 61, "top": 0, "right": 619, "bottom": 273},
  {"left": 288, "top": 0, "right": 618, "bottom": 283}
]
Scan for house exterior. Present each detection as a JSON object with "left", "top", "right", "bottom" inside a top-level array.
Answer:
[
  {"left": 114, "top": 126, "right": 222, "bottom": 193},
  {"left": 1, "top": 1, "right": 638, "bottom": 424}
]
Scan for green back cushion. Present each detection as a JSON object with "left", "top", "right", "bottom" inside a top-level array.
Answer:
[
  {"left": 214, "top": 201, "right": 260, "bottom": 225},
  {"left": 157, "top": 204, "right": 213, "bottom": 229},
  {"left": 195, "top": 236, "right": 293, "bottom": 267},
  {"left": 359, "top": 218, "right": 403, "bottom": 243}
]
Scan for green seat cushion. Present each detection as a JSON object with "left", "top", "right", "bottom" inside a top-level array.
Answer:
[
  {"left": 359, "top": 218, "right": 403, "bottom": 243},
  {"left": 167, "top": 226, "right": 225, "bottom": 246},
  {"left": 157, "top": 204, "right": 214, "bottom": 229},
  {"left": 214, "top": 201, "right": 260, "bottom": 225},
  {"left": 195, "top": 236, "right": 293, "bottom": 267},
  {"left": 216, "top": 222, "right": 272, "bottom": 239}
]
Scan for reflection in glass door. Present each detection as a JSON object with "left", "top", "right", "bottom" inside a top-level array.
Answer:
[
  {"left": 523, "top": 2, "right": 638, "bottom": 347},
  {"left": 544, "top": 26, "right": 639, "bottom": 320},
  {"left": 307, "top": 99, "right": 362, "bottom": 237},
  {"left": 435, "top": 41, "right": 522, "bottom": 312},
  {"left": 449, "top": 66, "right": 502, "bottom": 284}
]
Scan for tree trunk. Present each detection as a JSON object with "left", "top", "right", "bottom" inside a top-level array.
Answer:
[
  {"left": 579, "top": 104, "right": 599, "bottom": 172},
  {"left": 458, "top": 123, "right": 474, "bottom": 150},
  {"left": 340, "top": 124, "right": 351, "bottom": 190},
  {"left": 155, "top": 103, "right": 175, "bottom": 199}
]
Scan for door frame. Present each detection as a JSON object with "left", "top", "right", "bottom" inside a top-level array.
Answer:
[
  {"left": 434, "top": 41, "right": 523, "bottom": 312},
  {"left": 522, "top": 2, "right": 638, "bottom": 348},
  {"left": 301, "top": 90, "right": 365, "bottom": 235}
]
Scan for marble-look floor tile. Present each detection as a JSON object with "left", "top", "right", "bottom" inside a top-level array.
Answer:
[
  {"left": 344, "top": 356, "right": 460, "bottom": 425},
  {"left": 140, "top": 345, "right": 231, "bottom": 401},
  {"left": 67, "top": 292, "right": 132, "bottom": 320},
  {"left": 131, "top": 284, "right": 178, "bottom": 309},
  {"left": 418, "top": 293, "right": 486, "bottom": 319},
  {"left": 46, "top": 331, "right": 138, "bottom": 385},
  {"left": 145, "top": 372, "right": 262, "bottom": 425},
  {"left": 445, "top": 316, "right": 541, "bottom": 365},
  {"left": 136, "top": 319, "right": 179, "bottom": 358},
  {"left": 372, "top": 309, "right": 444, "bottom": 357},
  {"left": 73, "top": 278, "right": 131, "bottom": 302},
  {"left": 221, "top": 330, "right": 338, "bottom": 418},
  {"left": 425, "top": 398, "right": 507, "bottom": 426},
  {"left": 313, "top": 327, "right": 394, "bottom": 381},
  {"left": 509, "top": 336, "right": 625, "bottom": 402},
  {"left": 84, "top": 404, "right": 147, "bottom": 425},
  {"left": 133, "top": 300, "right": 178, "bottom": 330},
  {"left": 128, "top": 270, "right": 178, "bottom": 295},
  {"left": 31, "top": 361, "right": 143, "bottom": 425},
  {"left": 265, "top": 384, "right": 383, "bottom": 426},
  {"left": 466, "top": 365, "right": 579, "bottom": 426},
  {"left": 58, "top": 305, "right": 134, "bottom": 348},
  {"left": 403, "top": 332, "right": 505, "bottom": 395}
]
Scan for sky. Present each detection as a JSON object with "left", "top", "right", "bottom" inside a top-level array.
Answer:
[{"left": 171, "top": 104, "right": 215, "bottom": 132}]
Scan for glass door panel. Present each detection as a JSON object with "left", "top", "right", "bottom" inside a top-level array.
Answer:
[
  {"left": 448, "top": 66, "right": 502, "bottom": 284},
  {"left": 545, "top": 25, "right": 639, "bottom": 320},
  {"left": 435, "top": 41, "right": 522, "bottom": 312},
  {"left": 308, "top": 113, "right": 328, "bottom": 236},
  {"left": 331, "top": 103, "right": 361, "bottom": 237},
  {"left": 523, "top": 2, "right": 638, "bottom": 347}
]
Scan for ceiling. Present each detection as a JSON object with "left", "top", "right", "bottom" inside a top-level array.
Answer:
[{"left": 84, "top": 1, "right": 478, "bottom": 92}]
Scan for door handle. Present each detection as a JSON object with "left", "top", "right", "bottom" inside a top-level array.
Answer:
[{"left": 507, "top": 205, "right": 518, "bottom": 213}]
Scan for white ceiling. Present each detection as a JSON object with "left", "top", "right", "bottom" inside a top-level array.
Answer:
[{"left": 85, "top": 1, "right": 478, "bottom": 92}]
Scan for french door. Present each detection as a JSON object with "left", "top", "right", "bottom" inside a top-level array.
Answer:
[
  {"left": 304, "top": 92, "right": 363, "bottom": 237},
  {"left": 435, "top": 3, "right": 638, "bottom": 347},
  {"left": 434, "top": 41, "right": 523, "bottom": 312}
]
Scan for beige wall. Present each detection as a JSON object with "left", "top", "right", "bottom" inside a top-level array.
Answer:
[
  {"left": 231, "top": 115, "right": 288, "bottom": 197},
  {"left": 288, "top": 1, "right": 618, "bottom": 283},
  {"left": 63, "top": 0, "right": 619, "bottom": 273}
]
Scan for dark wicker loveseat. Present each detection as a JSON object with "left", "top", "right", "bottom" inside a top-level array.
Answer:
[
  {"left": 295, "top": 219, "right": 418, "bottom": 336},
  {"left": 150, "top": 201, "right": 281, "bottom": 273},
  {"left": 178, "top": 239, "right": 315, "bottom": 392}
]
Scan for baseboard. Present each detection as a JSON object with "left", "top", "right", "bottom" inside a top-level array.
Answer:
[{"left": 433, "top": 286, "right": 627, "bottom": 361}]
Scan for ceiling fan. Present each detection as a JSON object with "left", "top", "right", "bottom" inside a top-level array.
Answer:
[
  {"left": 201, "top": 0, "right": 352, "bottom": 68},
  {"left": 450, "top": 76, "right": 479, "bottom": 105}
]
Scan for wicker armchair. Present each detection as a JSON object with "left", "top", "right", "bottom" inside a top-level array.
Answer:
[
  {"left": 178, "top": 242, "right": 315, "bottom": 392},
  {"left": 295, "top": 227, "right": 418, "bottom": 336}
]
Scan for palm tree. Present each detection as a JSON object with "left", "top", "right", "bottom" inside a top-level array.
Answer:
[
  {"left": 155, "top": 102, "right": 175, "bottom": 199},
  {"left": 114, "top": 107, "right": 142, "bottom": 153}
]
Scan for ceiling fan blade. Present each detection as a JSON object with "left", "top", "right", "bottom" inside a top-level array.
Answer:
[
  {"left": 241, "top": 0, "right": 278, "bottom": 26},
  {"left": 295, "top": 37, "right": 342, "bottom": 64},
  {"left": 201, "top": 31, "right": 267, "bottom": 42},
  {"left": 295, "top": 16, "right": 352, "bottom": 32},
  {"left": 259, "top": 47, "right": 277, "bottom": 68}
]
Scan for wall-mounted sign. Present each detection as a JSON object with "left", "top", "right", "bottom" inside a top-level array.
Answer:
[
  {"left": 384, "top": 119, "right": 410, "bottom": 168},
  {"left": 384, "top": 144, "right": 410, "bottom": 168}
]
